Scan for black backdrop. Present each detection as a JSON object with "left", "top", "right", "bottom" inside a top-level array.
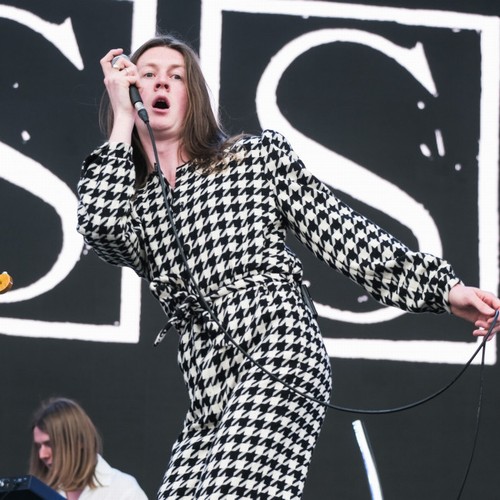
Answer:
[{"left": 0, "top": 0, "right": 499, "bottom": 499}]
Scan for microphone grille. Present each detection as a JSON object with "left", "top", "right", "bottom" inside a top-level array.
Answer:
[{"left": 111, "top": 54, "right": 130, "bottom": 68}]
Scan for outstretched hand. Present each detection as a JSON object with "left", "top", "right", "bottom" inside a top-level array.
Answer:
[{"left": 448, "top": 284, "right": 500, "bottom": 339}]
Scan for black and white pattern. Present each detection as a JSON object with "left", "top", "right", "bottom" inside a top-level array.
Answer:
[{"left": 77, "top": 130, "right": 460, "bottom": 498}]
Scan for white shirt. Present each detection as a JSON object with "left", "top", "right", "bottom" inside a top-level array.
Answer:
[{"left": 58, "top": 455, "right": 148, "bottom": 500}]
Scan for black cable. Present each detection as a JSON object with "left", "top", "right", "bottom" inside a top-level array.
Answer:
[
  {"left": 144, "top": 118, "right": 498, "bottom": 416},
  {"left": 455, "top": 317, "right": 492, "bottom": 499}
]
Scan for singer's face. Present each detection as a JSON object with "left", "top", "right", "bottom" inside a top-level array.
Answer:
[
  {"left": 33, "top": 426, "right": 53, "bottom": 468},
  {"left": 136, "top": 46, "right": 188, "bottom": 138}
]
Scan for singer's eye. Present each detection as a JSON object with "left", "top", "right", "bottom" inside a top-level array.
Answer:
[
  {"left": 170, "top": 74, "right": 183, "bottom": 81},
  {"left": 143, "top": 72, "right": 155, "bottom": 78}
]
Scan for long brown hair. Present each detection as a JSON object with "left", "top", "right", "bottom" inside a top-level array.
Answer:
[
  {"left": 100, "top": 33, "right": 241, "bottom": 187},
  {"left": 29, "top": 397, "right": 102, "bottom": 492}
]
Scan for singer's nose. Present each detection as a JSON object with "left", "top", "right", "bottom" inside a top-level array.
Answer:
[{"left": 155, "top": 78, "right": 169, "bottom": 90}]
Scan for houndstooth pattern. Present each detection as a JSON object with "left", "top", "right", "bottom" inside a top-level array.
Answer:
[{"left": 77, "top": 130, "right": 459, "bottom": 498}]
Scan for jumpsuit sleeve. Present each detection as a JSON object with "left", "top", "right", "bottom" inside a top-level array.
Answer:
[
  {"left": 263, "top": 130, "right": 461, "bottom": 314},
  {"left": 76, "top": 142, "right": 148, "bottom": 278}
]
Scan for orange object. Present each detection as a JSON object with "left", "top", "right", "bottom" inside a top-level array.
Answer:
[{"left": 0, "top": 272, "right": 13, "bottom": 294}]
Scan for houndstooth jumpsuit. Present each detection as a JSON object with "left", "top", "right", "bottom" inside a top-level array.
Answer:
[{"left": 77, "top": 130, "right": 460, "bottom": 499}]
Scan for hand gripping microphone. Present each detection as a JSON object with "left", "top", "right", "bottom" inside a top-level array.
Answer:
[{"left": 111, "top": 54, "right": 149, "bottom": 123}]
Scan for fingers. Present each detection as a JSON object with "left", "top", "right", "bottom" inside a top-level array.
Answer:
[
  {"left": 473, "top": 310, "right": 500, "bottom": 340},
  {"left": 111, "top": 54, "right": 130, "bottom": 71},
  {"left": 99, "top": 48, "right": 138, "bottom": 119},
  {"left": 100, "top": 49, "right": 137, "bottom": 82},
  {"left": 473, "top": 328, "right": 497, "bottom": 340},
  {"left": 100, "top": 48, "right": 124, "bottom": 74},
  {"left": 473, "top": 297, "right": 496, "bottom": 319},
  {"left": 449, "top": 285, "right": 500, "bottom": 340},
  {"left": 479, "top": 291, "right": 500, "bottom": 313}
]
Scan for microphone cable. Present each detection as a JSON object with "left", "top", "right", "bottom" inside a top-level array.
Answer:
[
  {"left": 134, "top": 83, "right": 497, "bottom": 500},
  {"left": 456, "top": 313, "right": 491, "bottom": 499},
  {"left": 142, "top": 114, "right": 498, "bottom": 414}
]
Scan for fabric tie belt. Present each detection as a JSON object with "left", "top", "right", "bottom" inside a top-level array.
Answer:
[
  {"left": 153, "top": 273, "right": 300, "bottom": 346},
  {"left": 154, "top": 290, "right": 220, "bottom": 346}
]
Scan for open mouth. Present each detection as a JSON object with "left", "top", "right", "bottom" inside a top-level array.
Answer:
[{"left": 152, "top": 97, "right": 170, "bottom": 110}]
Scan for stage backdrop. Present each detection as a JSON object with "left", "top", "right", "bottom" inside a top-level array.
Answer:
[{"left": 1, "top": 0, "right": 499, "bottom": 498}]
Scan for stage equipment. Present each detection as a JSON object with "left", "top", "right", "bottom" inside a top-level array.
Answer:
[{"left": 0, "top": 475, "right": 64, "bottom": 499}]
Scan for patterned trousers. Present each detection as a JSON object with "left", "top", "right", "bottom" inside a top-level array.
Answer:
[{"left": 157, "top": 279, "right": 332, "bottom": 499}]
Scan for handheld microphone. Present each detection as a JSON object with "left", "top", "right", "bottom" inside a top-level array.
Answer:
[{"left": 111, "top": 54, "right": 149, "bottom": 123}]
